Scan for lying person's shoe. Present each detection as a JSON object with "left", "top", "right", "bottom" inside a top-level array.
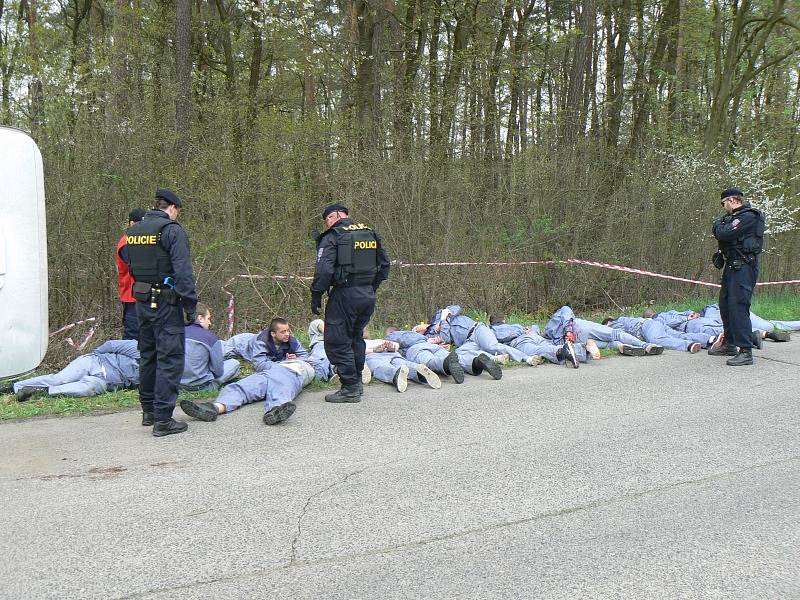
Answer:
[
  {"left": 644, "top": 344, "right": 664, "bottom": 355},
  {"left": 0, "top": 383, "right": 14, "bottom": 395},
  {"left": 263, "top": 401, "right": 296, "bottom": 425},
  {"left": 415, "top": 365, "right": 441, "bottom": 389},
  {"left": 180, "top": 400, "right": 219, "bottom": 422},
  {"left": 618, "top": 344, "right": 645, "bottom": 357},
  {"left": 15, "top": 386, "right": 40, "bottom": 402},
  {"left": 152, "top": 419, "right": 188, "bottom": 437},
  {"left": 444, "top": 352, "right": 465, "bottom": 383},
  {"left": 473, "top": 355, "right": 502, "bottom": 380},
  {"left": 585, "top": 339, "right": 601, "bottom": 360},
  {"left": 526, "top": 355, "right": 544, "bottom": 367},
  {"left": 766, "top": 331, "right": 791, "bottom": 342},
  {"left": 556, "top": 342, "right": 578, "bottom": 368},
  {"left": 751, "top": 330, "right": 763, "bottom": 350},
  {"left": 687, "top": 342, "right": 701, "bottom": 353},
  {"left": 362, "top": 365, "right": 372, "bottom": 384},
  {"left": 393, "top": 366, "right": 409, "bottom": 392}
]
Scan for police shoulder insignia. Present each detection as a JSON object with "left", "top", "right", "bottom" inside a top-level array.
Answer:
[{"left": 731, "top": 219, "right": 740, "bottom": 228}]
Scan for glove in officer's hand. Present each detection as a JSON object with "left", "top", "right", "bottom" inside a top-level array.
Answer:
[
  {"left": 311, "top": 293, "right": 322, "bottom": 316},
  {"left": 185, "top": 310, "right": 197, "bottom": 325}
]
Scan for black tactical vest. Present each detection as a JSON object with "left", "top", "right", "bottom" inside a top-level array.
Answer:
[
  {"left": 125, "top": 213, "right": 175, "bottom": 284},
  {"left": 721, "top": 206, "right": 765, "bottom": 259},
  {"left": 333, "top": 223, "right": 379, "bottom": 286}
]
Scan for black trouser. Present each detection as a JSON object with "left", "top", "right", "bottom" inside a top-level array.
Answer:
[
  {"left": 136, "top": 301, "right": 185, "bottom": 421},
  {"left": 122, "top": 302, "right": 139, "bottom": 340},
  {"left": 719, "top": 260, "right": 757, "bottom": 350},
  {"left": 324, "top": 286, "right": 376, "bottom": 386}
]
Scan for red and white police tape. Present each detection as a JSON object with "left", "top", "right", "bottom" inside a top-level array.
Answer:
[
  {"left": 222, "top": 258, "right": 800, "bottom": 335},
  {"left": 49, "top": 317, "right": 98, "bottom": 351}
]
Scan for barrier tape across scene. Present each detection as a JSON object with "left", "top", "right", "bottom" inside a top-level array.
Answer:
[{"left": 220, "top": 259, "right": 800, "bottom": 335}]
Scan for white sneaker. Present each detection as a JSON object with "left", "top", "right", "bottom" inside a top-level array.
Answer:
[
  {"left": 415, "top": 364, "right": 441, "bottom": 389},
  {"left": 585, "top": 339, "right": 601, "bottom": 360},
  {"left": 362, "top": 364, "right": 372, "bottom": 384},
  {"left": 395, "top": 366, "right": 409, "bottom": 392},
  {"left": 494, "top": 354, "right": 510, "bottom": 364},
  {"left": 526, "top": 355, "right": 543, "bottom": 366}
]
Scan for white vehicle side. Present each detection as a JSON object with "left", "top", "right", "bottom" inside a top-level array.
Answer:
[{"left": 0, "top": 126, "right": 48, "bottom": 377}]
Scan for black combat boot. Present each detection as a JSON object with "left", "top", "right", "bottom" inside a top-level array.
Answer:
[
  {"left": 708, "top": 343, "right": 737, "bottom": 356},
  {"left": 726, "top": 349, "right": 753, "bottom": 366},
  {"left": 180, "top": 400, "right": 219, "bottom": 422},
  {"left": 141, "top": 412, "right": 155, "bottom": 426},
  {"left": 443, "top": 351, "right": 465, "bottom": 383},
  {"left": 263, "top": 401, "right": 296, "bottom": 425},
  {"left": 325, "top": 384, "right": 363, "bottom": 403},
  {"left": 152, "top": 419, "right": 188, "bottom": 437},
  {"left": 0, "top": 383, "right": 14, "bottom": 395},
  {"left": 473, "top": 355, "right": 502, "bottom": 380}
]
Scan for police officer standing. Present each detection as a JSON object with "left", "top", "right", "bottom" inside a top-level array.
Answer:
[
  {"left": 126, "top": 189, "right": 198, "bottom": 435},
  {"left": 311, "top": 203, "right": 390, "bottom": 402},
  {"left": 709, "top": 187, "right": 764, "bottom": 366}
]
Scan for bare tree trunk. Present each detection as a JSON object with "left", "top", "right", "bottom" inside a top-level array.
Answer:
[
  {"left": 560, "top": 0, "right": 595, "bottom": 145},
  {"left": 175, "top": 0, "right": 192, "bottom": 165}
]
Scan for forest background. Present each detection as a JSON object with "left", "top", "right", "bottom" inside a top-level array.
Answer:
[{"left": 1, "top": 0, "right": 799, "bottom": 352}]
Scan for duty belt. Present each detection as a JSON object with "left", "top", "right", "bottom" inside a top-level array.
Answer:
[{"left": 466, "top": 323, "right": 480, "bottom": 340}]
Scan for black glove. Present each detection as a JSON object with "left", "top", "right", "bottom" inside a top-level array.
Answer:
[
  {"left": 712, "top": 250, "right": 725, "bottom": 270},
  {"left": 184, "top": 309, "right": 197, "bottom": 325},
  {"left": 311, "top": 292, "right": 322, "bottom": 316}
]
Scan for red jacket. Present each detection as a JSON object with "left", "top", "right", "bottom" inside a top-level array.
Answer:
[{"left": 116, "top": 233, "right": 135, "bottom": 303}]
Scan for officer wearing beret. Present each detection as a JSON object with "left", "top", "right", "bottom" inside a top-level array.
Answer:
[
  {"left": 311, "top": 203, "right": 390, "bottom": 402},
  {"left": 126, "top": 189, "right": 198, "bottom": 435},
  {"left": 709, "top": 187, "right": 764, "bottom": 366}
]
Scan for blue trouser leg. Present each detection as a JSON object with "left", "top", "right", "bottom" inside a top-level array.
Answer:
[
  {"left": 455, "top": 342, "right": 493, "bottom": 374},
  {"left": 721, "top": 263, "right": 757, "bottom": 349},
  {"left": 136, "top": 301, "right": 185, "bottom": 421},
  {"left": 263, "top": 367, "right": 304, "bottom": 412},
  {"left": 405, "top": 343, "right": 447, "bottom": 373},
  {"left": 749, "top": 313, "right": 800, "bottom": 332},
  {"left": 365, "top": 353, "right": 419, "bottom": 383},
  {"left": 216, "top": 372, "right": 269, "bottom": 413},
  {"left": 472, "top": 323, "right": 530, "bottom": 362},
  {"left": 310, "top": 343, "right": 333, "bottom": 378},
  {"left": 641, "top": 320, "right": 692, "bottom": 351},
  {"left": 122, "top": 302, "right": 139, "bottom": 340},
  {"left": 324, "top": 286, "right": 375, "bottom": 386},
  {"left": 49, "top": 376, "right": 109, "bottom": 397},
  {"left": 686, "top": 320, "right": 723, "bottom": 336},
  {"left": 214, "top": 359, "right": 241, "bottom": 385},
  {"left": 14, "top": 355, "right": 99, "bottom": 394},
  {"left": 576, "top": 320, "right": 647, "bottom": 349}
]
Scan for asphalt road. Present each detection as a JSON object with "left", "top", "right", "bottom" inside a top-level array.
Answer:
[{"left": 1, "top": 342, "right": 798, "bottom": 599}]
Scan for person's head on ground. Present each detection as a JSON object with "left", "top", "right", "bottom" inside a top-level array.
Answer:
[
  {"left": 384, "top": 326, "right": 398, "bottom": 337},
  {"left": 601, "top": 317, "right": 615, "bottom": 326},
  {"left": 155, "top": 188, "right": 183, "bottom": 221},
  {"left": 720, "top": 187, "right": 744, "bottom": 215},
  {"left": 128, "top": 208, "right": 146, "bottom": 227},
  {"left": 195, "top": 303, "right": 212, "bottom": 329},
  {"left": 642, "top": 308, "right": 656, "bottom": 319},
  {"left": 322, "top": 203, "right": 348, "bottom": 230},
  {"left": 489, "top": 314, "right": 505, "bottom": 326},
  {"left": 412, "top": 322, "right": 429, "bottom": 334},
  {"left": 270, "top": 318, "right": 292, "bottom": 343}
]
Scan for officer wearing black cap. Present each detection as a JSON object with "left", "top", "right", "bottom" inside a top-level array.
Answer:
[
  {"left": 311, "top": 203, "right": 391, "bottom": 402},
  {"left": 125, "top": 188, "right": 198, "bottom": 435},
  {"left": 709, "top": 187, "right": 764, "bottom": 366}
]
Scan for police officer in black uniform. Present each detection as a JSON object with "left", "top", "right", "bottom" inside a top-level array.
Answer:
[
  {"left": 126, "top": 189, "right": 198, "bottom": 435},
  {"left": 709, "top": 187, "right": 764, "bottom": 366},
  {"left": 311, "top": 203, "right": 390, "bottom": 402}
]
